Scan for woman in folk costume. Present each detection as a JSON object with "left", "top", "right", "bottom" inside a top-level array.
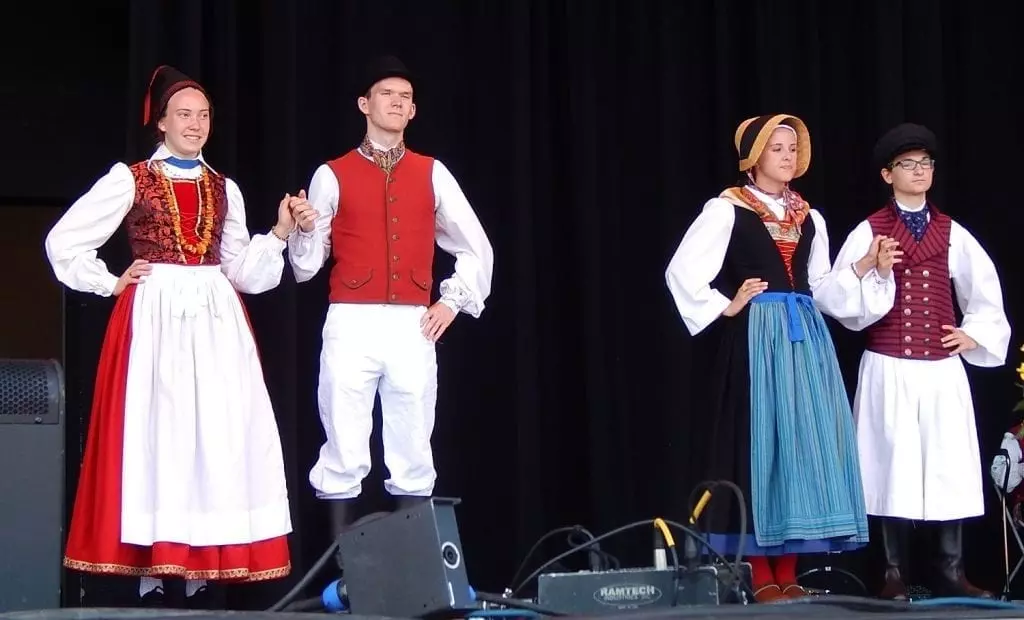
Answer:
[
  {"left": 665, "top": 114, "right": 870, "bottom": 602},
  {"left": 45, "top": 65, "right": 294, "bottom": 606},
  {"left": 822, "top": 123, "right": 1011, "bottom": 599}
]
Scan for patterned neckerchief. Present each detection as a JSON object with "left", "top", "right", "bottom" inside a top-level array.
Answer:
[
  {"left": 741, "top": 185, "right": 809, "bottom": 230},
  {"left": 894, "top": 200, "right": 930, "bottom": 242},
  {"left": 358, "top": 135, "right": 406, "bottom": 174}
]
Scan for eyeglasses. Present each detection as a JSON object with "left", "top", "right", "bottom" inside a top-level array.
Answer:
[{"left": 889, "top": 157, "right": 935, "bottom": 171}]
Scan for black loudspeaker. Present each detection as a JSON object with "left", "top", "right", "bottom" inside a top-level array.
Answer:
[
  {"left": 339, "top": 497, "right": 474, "bottom": 618},
  {"left": 0, "top": 359, "right": 66, "bottom": 612}
]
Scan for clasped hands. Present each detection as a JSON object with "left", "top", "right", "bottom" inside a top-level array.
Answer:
[
  {"left": 270, "top": 189, "right": 456, "bottom": 342},
  {"left": 854, "top": 235, "right": 903, "bottom": 279},
  {"left": 273, "top": 190, "right": 319, "bottom": 238}
]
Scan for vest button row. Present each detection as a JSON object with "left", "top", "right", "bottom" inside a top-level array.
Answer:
[{"left": 904, "top": 335, "right": 934, "bottom": 343}]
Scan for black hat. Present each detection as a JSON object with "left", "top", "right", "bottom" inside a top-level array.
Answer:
[
  {"left": 733, "top": 114, "right": 812, "bottom": 178},
  {"left": 142, "top": 65, "right": 209, "bottom": 127},
  {"left": 360, "top": 55, "right": 414, "bottom": 97},
  {"left": 872, "top": 123, "right": 938, "bottom": 170}
]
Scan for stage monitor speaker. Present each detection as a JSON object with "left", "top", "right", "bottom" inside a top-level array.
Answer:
[
  {"left": 338, "top": 497, "right": 474, "bottom": 618},
  {"left": 0, "top": 359, "right": 65, "bottom": 612}
]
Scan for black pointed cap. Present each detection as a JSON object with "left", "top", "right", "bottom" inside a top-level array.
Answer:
[{"left": 142, "top": 65, "right": 209, "bottom": 127}]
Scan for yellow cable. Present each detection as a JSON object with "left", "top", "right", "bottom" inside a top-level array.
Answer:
[
  {"left": 690, "top": 490, "right": 712, "bottom": 524},
  {"left": 652, "top": 518, "right": 675, "bottom": 548}
]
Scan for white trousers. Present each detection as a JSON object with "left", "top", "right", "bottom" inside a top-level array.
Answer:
[
  {"left": 309, "top": 303, "right": 438, "bottom": 499},
  {"left": 854, "top": 351, "right": 984, "bottom": 521}
]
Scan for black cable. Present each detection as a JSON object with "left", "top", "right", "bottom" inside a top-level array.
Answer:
[
  {"left": 510, "top": 521, "right": 646, "bottom": 596},
  {"left": 795, "top": 566, "right": 867, "bottom": 596},
  {"left": 281, "top": 595, "right": 326, "bottom": 612},
  {"left": 566, "top": 527, "right": 619, "bottom": 571},
  {"left": 264, "top": 510, "right": 393, "bottom": 612},
  {"left": 474, "top": 590, "right": 567, "bottom": 616},
  {"left": 510, "top": 518, "right": 745, "bottom": 601},
  {"left": 507, "top": 526, "right": 581, "bottom": 592},
  {"left": 265, "top": 536, "right": 338, "bottom": 612},
  {"left": 663, "top": 520, "right": 755, "bottom": 602},
  {"left": 678, "top": 479, "right": 750, "bottom": 602},
  {"left": 667, "top": 537, "right": 681, "bottom": 607},
  {"left": 688, "top": 480, "right": 747, "bottom": 568},
  {"left": 508, "top": 524, "right": 621, "bottom": 597}
]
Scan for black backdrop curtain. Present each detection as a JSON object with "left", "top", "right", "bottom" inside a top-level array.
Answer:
[{"left": 5, "top": 0, "right": 1023, "bottom": 610}]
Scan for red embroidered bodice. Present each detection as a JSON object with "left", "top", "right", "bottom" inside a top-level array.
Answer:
[{"left": 124, "top": 161, "right": 228, "bottom": 265}]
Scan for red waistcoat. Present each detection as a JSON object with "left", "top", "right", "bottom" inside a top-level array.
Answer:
[
  {"left": 125, "top": 161, "right": 228, "bottom": 265},
  {"left": 864, "top": 201, "right": 956, "bottom": 361},
  {"left": 326, "top": 149, "right": 436, "bottom": 306}
]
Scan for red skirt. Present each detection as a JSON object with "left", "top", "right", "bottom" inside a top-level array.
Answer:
[{"left": 63, "top": 285, "right": 291, "bottom": 582}]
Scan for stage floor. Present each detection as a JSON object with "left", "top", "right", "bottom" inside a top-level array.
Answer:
[{"left": 6, "top": 598, "right": 1024, "bottom": 620}]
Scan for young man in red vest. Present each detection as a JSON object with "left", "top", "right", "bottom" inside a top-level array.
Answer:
[
  {"left": 823, "top": 123, "right": 1011, "bottom": 599},
  {"left": 286, "top": 56, "right": 494, "bottom": 547}
]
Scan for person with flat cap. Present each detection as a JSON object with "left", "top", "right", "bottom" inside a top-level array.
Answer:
[
  {"left": 665, "top": 114, "right": 870, "bottom": 602},
  {"left": 286, "top": 56, "right": 494, "bottom": 544},
  {"left": 46, "top": 65, "right": 294, "bottom": 607},
  {"left": 821, "top": 122, "right": 1010, "bottom": 599}
]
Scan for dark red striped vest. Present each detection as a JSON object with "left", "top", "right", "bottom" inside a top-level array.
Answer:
[{"left": 865, "top": 201, "right": 955, "bottom": 361}]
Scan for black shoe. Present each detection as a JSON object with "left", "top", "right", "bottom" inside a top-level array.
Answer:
[
  {"left": 932, "top": 520, "right": 993, "bottom": 598},
  {"left": 139, "top": 588, "right": 166, "bottom": 608},
  {"left": 879, "top": 518, "right": 908, "bottom": 601},
  {"left": 185, "top": 585, "right": 225, "bottom": 610}
]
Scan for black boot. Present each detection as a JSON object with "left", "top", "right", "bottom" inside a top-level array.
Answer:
[
  {"left": 329, "top": 499, "right": 356, "bottom": 570},
  {"left": 879, "top": 518, "right": 908, "bottom": 600},
  {"left": 394, "top": 495, "right": 429, "bottom": 511},
  {"left": 932, "top": 520, "right": 993, "bottom": 598}
]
